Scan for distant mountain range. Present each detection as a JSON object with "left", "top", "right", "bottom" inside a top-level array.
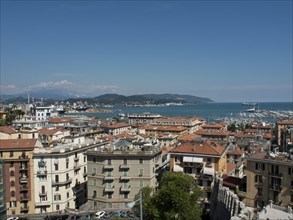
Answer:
[{"left": 1, "top": 90, "right": 214, "bottom": 105}]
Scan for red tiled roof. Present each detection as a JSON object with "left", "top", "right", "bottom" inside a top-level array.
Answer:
[
  {"left": 0, "top": 139, "right": 37, "bottom": 150},
  {"left": 227, "top": 162, "right": 236, "bottom": 173},
  {"left": 169, "top": 140, "right": 226, "bottom": 156},
  {"left": 202, "top": 124, "right": 225, "bottom": 129},
  {"left": 48, "top": 117, "right": 74, "bottom": 123},
  {"left": 177, "top": 134, "right": 202, "bottom": 141},
  {"left": 39, "top": 128, "right": 65, "bottom": 135},
  {"left": 194, "top": 129, "right": 229, "bottom": 136},
  {"left": 228, "top": 147, "right": 244, "bottom": 156},
  {"left": 143, "top": 125, "right": 188, "bottom": 132},
  {"left": 103, "top": 123, "right": 131, "bottom": 129},
  {"left": 0, "top": 126, "right": 18, "bottom": 134},
  {"left": 276, "top": 121, "right": 293, "bottom": 125}
]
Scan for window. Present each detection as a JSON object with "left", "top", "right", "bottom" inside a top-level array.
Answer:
[
  {"left": 257, "top": 188, "right": 262, "bottom": 196},
  {"left": 10, "top": 171, "right": 14, "bottom": 176},
  {"left": 55, "top": 164, "right": 59, "bottom": 171},
  {"left": 66, "top": 162, "right": 69, "bottom": 169},
  {"left": 207, "top": 158, "right": 212, "bottom": 163},
  {"left": 67, "top": 192, "right": 69, "bottom": 198},
  {"left": 11, "top": 181, "right": 15, "bottom": 187},
  {"left": 124, "top": 193, "right": 128, "bottom": 199},
  {"left": 255, "top": 175, "right": 262, "bottom": 183},
  {"left": 140, "top": 179, "right": 144, "bottom": 187},
  {"left": 108, "top": 159, "right": 111, "bottom": 165},
  {"left": 42, "top": 186, "right": 46, "bottom": 194},
  {"left": 10, "top": 151, "right": 13, "bottom": 157},
  {"left": 271, "top": 165, "right": 279, "bottom": 174},
  {"left": 93, "top": 157, "right": 96, "bottom": 163},
  {"left": 84, "top": 156, "right": 86, "bottom": 163},
  {"left": 55, "top": 175, "right": 59, "bottom": 183},
  {"left": 93, "top": 190, "right": 97, "bottom": 198},
  {"left": 288, "top": 167, "right": 293, "bottom": 175},
  {"left": 10, "top": 162, "right": 14, "bottom": 167},
  {"left": 139, "top": 169, "right": 143, "bottom": 176},
  {"left": 255, "top": 163, "right": 265, "bottom": 171},
  {"left": 108, "top": 194, "right": 112, "bottom": 199},
  {"left": 10, "top": 201, "right": 17, "bottom": 208},
  {"left": 54, "top": 194, "right": 61, "bottom": 201},
  {"left": 124, "top": 159, "right": 127, "bottom": 165},
  {"left": 56, "top": 205, "right": 60, "bottom": 210},
  {"left": 139, "top": 158, "right": 143, "bottom": 164},
  {"left": 11, "top": 191, "right": 15, "bottom": 197}
]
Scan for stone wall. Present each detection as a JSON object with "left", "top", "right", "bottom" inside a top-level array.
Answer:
[{"left": 209, "top": 174, "right": 253, "bottom": 220}]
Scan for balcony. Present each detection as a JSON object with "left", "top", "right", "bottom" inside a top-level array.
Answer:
[
  {"left": 35, "top": 201, "right": 50, "bottom": 207},
  {"left": 83, "top": 172, "right": 87, "bottom": 177},
  {"left": 104, "top": 175, "right": 114, "bottom": 181},
  {"left": 19, "top": 155, "right": 29, "bottom": 161},
  {"left": 52, "top": 178, "right": 72, "bottom": 186},
  {"left": 20, "top": 196, "right": 29, "bottom": 201},
  {"left": 120, "top": 175, "right": 130, "bottom": 181},
  {"left": 103, "top": 164, "right": 114, "bottom": 170},
  {"left": 39, "top": 191, "right": 47, "bottom": 196},
  {"left": 74, "top": 157, "right": 79, "bottom": 162},
  {"left": 74, "top": 164, "right": 81, "bottom": 171},
  {"left": 20, "top": 185, "right": 29, "bottom": 192},
  {"left": 269, "top": 185, "right": 282, "bottom": 191},
  {"left": 19, "top": 177, "right": 28, "bottom": 184},
  {"left": 119, "top": 164, "right": 130, "bottom": 170},
  {"left": 269, "top": 172, "right": 283, "bottom": 178},
  {"left": 19, "top": 166, "right": 28, "bottom": 171},
  {"left": 104, "top": 186, "right": 115, "bottom": 193},
  {"left": 20, "top": 206, "right": 29, "bottom": 212},
  {"left": 120, "top": 185, "right": 131, "bottom": 192},
  {"left": 37, "top": 170, "right": 47, "bottom": 176}
]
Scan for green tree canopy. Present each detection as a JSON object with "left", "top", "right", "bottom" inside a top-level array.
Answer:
[{"left": 132, "top": 172, "right": 204, "bottom": 220}]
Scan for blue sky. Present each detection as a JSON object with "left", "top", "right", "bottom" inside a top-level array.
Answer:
[{"left": 1, "top": 0, "right": 292, "bottom": 102}]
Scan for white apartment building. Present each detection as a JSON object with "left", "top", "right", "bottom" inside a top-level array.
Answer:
[{"left": 32, "top": 137, "right": 109, "bottom": 214}]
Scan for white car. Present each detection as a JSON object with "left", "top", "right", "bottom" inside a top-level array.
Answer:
[
  {"left": 95, "top": 211, "right": 106, "bottom": 219},
  {"left": 7, "top": 217, "right": 19, "bottom": 220}
]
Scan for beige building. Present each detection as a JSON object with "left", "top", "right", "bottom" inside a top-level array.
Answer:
[
  {"left": 0, "top": 139, "right": 42, "bottom": 216},
  {"left": 246, "top": 152, "right": 293, "bottom": 209},
  {"left": 86, "top": 138, "right": 162, "bottom": 211},
  {"left": 276, "top": 120, "right": 293, "bottom": 152}
]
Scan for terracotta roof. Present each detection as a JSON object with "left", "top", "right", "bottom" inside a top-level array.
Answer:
[
  {"left": 143, "top": 125, "right": 188, "bottom": 132},
  {"left": 48, "top": 117, "right": 74, "bottom": 123},
  {"left": 248, "top": 152, "right": 267, "bottom": 160},
  {"left": 156, "top": 117, "right": 204, "bottom": 122},
  {"left": 227, "top": 162, "right": 236, "bottom": 174},
  {"left": 103, "top": 123, "right": 131, "bottom": 129},
  {"left": 177, "top": 134, "right": 202, "bottom": 141},
  {"left": 194, "top": 129, "right": 229, "bottom": 136},
  {"left": 233, "top": 133, "right": 255, "bottom": 138},
  {"left": 162, "top": 146, "right": 174, "bottom": 156},
  {"left": 39, "top": 128, "right": 65, "bottom": 135},
  {"left": 0, "top": 126, "right": 18, "bottom": 134},
  {"left": 0, "top": 139, "right": 37, "bottom": 150},
  {"left": 169, "top": 140, "right": 226, "bottom": 156},
  {"left": 276, "top": 121, "right": 293, "bottom": 125},
  {"left": 228, "top": 147, "right": 244, "bottom": 156},
  {"left": 202, "top": 124, "right": 225, "bottom": 129}
]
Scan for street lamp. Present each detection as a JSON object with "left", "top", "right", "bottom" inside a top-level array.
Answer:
[{"left": 127, "top": 190, "right": 143, "bottom": 220}]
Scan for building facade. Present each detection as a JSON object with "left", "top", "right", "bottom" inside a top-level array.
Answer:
[{"left": 86, "top": 139, "right": 162, "bottom": 211}]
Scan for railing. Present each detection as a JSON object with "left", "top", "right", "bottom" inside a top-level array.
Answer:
[
  {"left": 19, "top": 177, "right": 28, "bottom": 183},
  {"left": 269, "top": 184, "right": 282, "bottom": 191},
  {"left": 103, "top": 164, "right": 114, "bottom": 170},
  {"left": 120, "top": 175, "right": 130, "bottom": 181},
  {"left": 74, "top": 157, "right": 79, "bottom": 162},
  {"left": 37, "top": 170, "right": 47, "bottom": 176},
  {"left": 104, "top": 176, "right": 114, "bottom": 181},
  {"left": 269, "top": 172, "right": 283, "bottom": 178},
  {"left": 120, "top": 185, "right": 131, "bottom": 192},
  {"left": 52, "top": 178, "right": 72, "bottom": 186},
  {"left": 20, "top": 196, "right": 29, "bottom": 201},
  {"left": 120, "top": 164, "right": 130, "bottom": 169},
  {"left": 19, "top": 155, "right": 29, "bottom": 160},
  {"left": 104, "top": 186, "right": 115, "bottom": 192},
  {"left": 35, "top": 201, "right": 50, "bottom": 206},
  {"left": 74, "top": 164, "right": 81, "bottom": 171},
  {"left": 19, "top": 166, "right": 28, "bottom": 171},
  {"left": 20, "top": 206, "right": 29, "bottom": 212}
]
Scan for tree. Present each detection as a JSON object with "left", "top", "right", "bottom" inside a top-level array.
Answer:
[{"left": 132, "top": 172, "right": 204, "bottom": 220}]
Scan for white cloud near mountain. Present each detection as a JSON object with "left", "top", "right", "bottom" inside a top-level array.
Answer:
[{"left": 1, "top": 80, "right": 119, "bottom": 96}]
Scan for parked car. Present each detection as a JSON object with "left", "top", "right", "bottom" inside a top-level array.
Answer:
[
  {"left": 95, "top": 211, "right": 106, "bottom": 219},
  {"left": 85, "top": 213, "right": 95, "bottom": 219},
  {"left": 127, "top": 211, "right": 135, "bottom": 218},
  {"left": 120, "top": 211, "right": 128, "bottom": 218},
  {"left": 102, "top": 211, "right": 114, "bottom": 219},
  {"left": 7, "top": 217, "right": 19, "bottom": 220}
]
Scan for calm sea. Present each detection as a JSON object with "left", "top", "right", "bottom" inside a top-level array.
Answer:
[{"left": 67, "top": 102, "right": 293, "bottom": 123}]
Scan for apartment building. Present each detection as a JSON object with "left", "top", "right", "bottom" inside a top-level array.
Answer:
[
  {"left": 86, "top": 138, "right": 162, "bottom": 211},
  {"left": 0, "top": 159, "right": 6, "bottom": 219},
  {"left": 169, "top": 138, "right": 228, "bottom": 192},
  {"left": 153, "top": 117, "right": 205, "bottom": 133},
  {"left": 246, "top": 151, "right": 293, "bottom": 209},
  {"left": 128, "top": 113, "right": 162, "bottom": 125},
  {"left": 141, "top": 125, "right": 189, "bottom": 136},
  {"left": 0, "top": 139, "right": 42, "bottom": 216},
  {"left": 101, "top": 123, "right": 132, "bottom": 136},
  {"left": 276, "top": 120, "right": 293, "bottom": 152},
  {"left": 32, "top": 138, "right": 109, "bottom": 214}
]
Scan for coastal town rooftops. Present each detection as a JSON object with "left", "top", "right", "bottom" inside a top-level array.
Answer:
[
  {"left": 0, "top": 139, "right": 37, "bottom": 150},
  {"left": 141, "top": 125, "right": 188, "bottom": 132},
  {"left": 177, "top": 133, "right": 202, "bottom": 142},
  {"left": 39, "top": 127, "right": 67, "bottom": 135},
  {"left": 202, "top": 123, "right": 226, "bottom": 130},
  {"left": 155, "top": 116, "right": 205, "bottom": 122},
  {"left": 48, "top": 117, "right": 75, "bottom": 123},
  {"left": 246, "top": 151, "right": 293, "bottom": 165},
  {"left": 0, "top": 125, "right": 18, "bottom": 134},
  {"left": 194, "top": 129, "right": 230, "bottom": 136},
  {"left": 169, "top": 139, "right": 227, "bottom": 157}
]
